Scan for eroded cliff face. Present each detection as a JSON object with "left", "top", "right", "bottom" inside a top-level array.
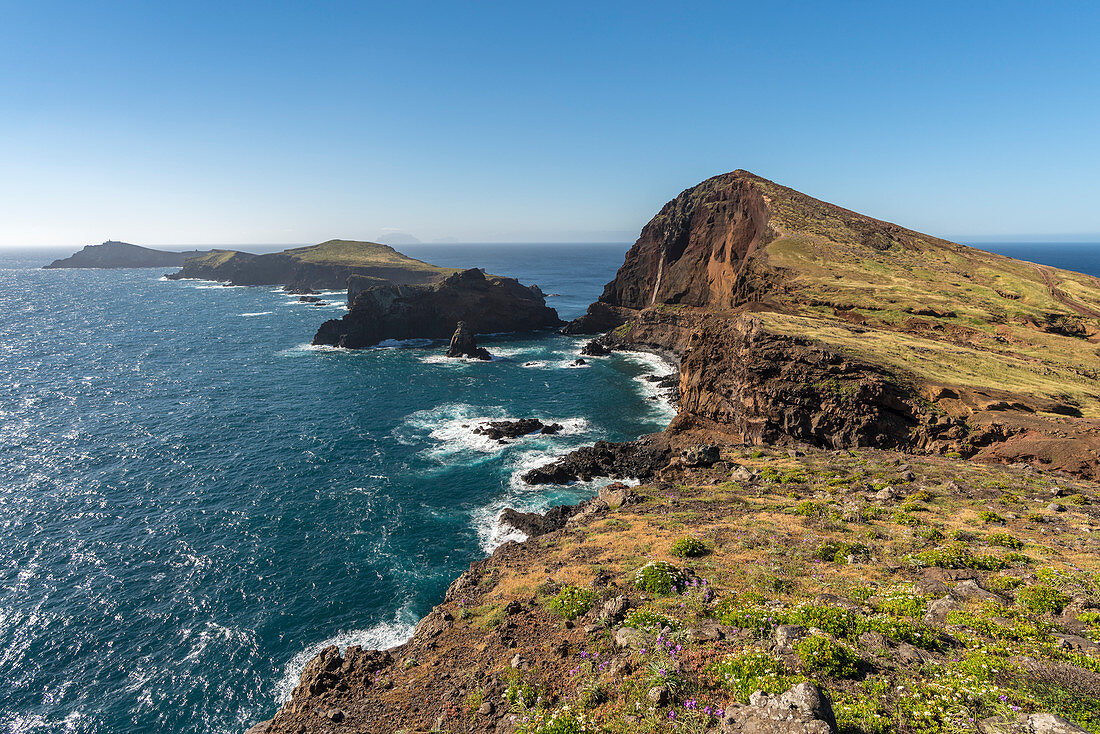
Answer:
[
  {"left": 312, "top": 268, "right": 563, "bottom": 348},
  {"left": 569, "top": 170, "right": 1100, "bottom": 479},
  {"left": 601, "top": 172, "right": 772, "bottom": 309}
]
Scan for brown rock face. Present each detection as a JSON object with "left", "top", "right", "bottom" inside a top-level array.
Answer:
[{"left": 601, "top": 171, "right": 772, "bottom": 309}]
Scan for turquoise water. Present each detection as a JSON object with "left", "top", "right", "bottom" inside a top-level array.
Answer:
[{"left": 0, "top": 244, "right": 678, "bottom": 734}]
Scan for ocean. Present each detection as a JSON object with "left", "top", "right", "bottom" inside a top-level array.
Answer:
[{"left": 0, "top": 241, "right": 1096, "bottom": 733}]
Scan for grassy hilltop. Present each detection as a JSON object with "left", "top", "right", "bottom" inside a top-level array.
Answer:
[{"left": 169, "top": 239, "right": 460, "bottom": 291}]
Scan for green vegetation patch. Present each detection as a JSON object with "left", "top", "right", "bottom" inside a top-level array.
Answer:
[{"left": 546, "top": 585, "right": 597, "bottom": 620}]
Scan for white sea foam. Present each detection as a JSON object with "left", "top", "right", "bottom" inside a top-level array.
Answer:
[
  {"left": 239, "top": 311, "right": 273, "bottom": 317},
  {"left": 419, "top": 353, "right": 505, "bottom": 365},
  {"left": 275, "top": 614, "right": 417, "bottom": 703},
  {"left": 400, "top": 403, "right": 591, "bottom": 460},
  {"left": 374, "top": 338, "right": 434, "bottom": 349}
]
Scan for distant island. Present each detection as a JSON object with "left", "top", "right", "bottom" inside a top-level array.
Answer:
[
  {"left": 166, "top": 239, "right": 459, "bottom": 292},
  {"left": 43, "top": 241, "right": 216, "bottom": 269}
]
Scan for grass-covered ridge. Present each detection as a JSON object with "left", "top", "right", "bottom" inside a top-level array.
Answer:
[{"left": 280, "top": 239, "right": 460, "bottom": 272}]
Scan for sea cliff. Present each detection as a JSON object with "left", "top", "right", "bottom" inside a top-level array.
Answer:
[{"left": 312, "top": 268, "right": 564, "bottom": 348}]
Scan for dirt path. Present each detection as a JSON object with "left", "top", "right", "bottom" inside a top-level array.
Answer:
[{"left": 1032, "top": 264, "right": 1100, "bottom": 319}]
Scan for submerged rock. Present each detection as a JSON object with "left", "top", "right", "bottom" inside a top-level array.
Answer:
[{"left": 445, "top": 321, "right": 492, "bottom": 360}]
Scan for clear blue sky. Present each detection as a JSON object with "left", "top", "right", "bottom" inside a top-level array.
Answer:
[{"left": 2, "top": 1, "right": 1099, "bottom": 247}]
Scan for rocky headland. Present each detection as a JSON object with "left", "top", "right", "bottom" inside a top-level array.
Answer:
[
  {"left": 167, "top": 239, "right": 461, "bottom": 292},
  {"left": 312, "top": 268, "right": 563, "bottom": 349},
  {"left": 561, "top": 170, "right": 1100, "bottom": 481},
  {"left": 44, "top": 240, "right": 215, "bottom": 268},
  {"left": 250, "top": 172, "right": 1100, "bottom": 734}
]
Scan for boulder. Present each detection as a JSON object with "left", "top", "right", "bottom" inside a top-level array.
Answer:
[
  {"left": 598, "top": 482, "right": 637, "bottom": 509},
  {"left": 522, "top": 434, "right": 671, "bottom": 485},
  {"left": 774, "top": 625, "right": 808, "bottom": 653},
  {"left": 682, "top": 444, "right": 720, "bottom": 467},
  {"left": 951, "top": 580, "right": 1008, "bottom": 605},
  {"left": 580, "top": 340, "right": 612, "bottom": 356},
  {"left": 473, "top": 419, "right": 563, "bottom": 440},
  {"left": 445, "top": 321, "right": 492, "bottom": 360},
  {"left": 720, "top": 681, "right": 837, "bottom": 734},
  {"left": 924, "top": 595, "right": 961, "bottom": 625},
  {"left": 499, "top": 504, "right": 579, "bottom": 537},
  {"left": 614, "top": 627, "right": 651, "bottom": 649}
]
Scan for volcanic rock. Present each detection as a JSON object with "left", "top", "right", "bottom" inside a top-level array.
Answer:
[
  {"left": 472, "top": 419, "right": 563, "bottom": 440},
  {"left": 522, "top": 434, "right": 671, "bottom": 485},
  {"left": 445, "top": 321, "right": 492, "bottom": 360},
  {"left": 313, "top": 268, "right": 563, "bottom": 349}
]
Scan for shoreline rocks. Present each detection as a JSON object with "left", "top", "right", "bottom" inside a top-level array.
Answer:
[
  {"left": 472, "top": 418, "right": 563, "bottom": 441},
  {"left": 521, "top": 434, "right": 671, "bottom": 485}
]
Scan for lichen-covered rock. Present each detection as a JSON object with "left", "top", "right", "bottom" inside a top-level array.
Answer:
[{"left": 720, "top": 681, "right": 837, "bottom": 734}]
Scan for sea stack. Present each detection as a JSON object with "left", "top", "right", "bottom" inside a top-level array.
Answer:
[{"left": 445, "top": 321, "right": 492, "bottom": 360}]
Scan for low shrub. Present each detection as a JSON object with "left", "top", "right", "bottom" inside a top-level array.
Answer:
[
  {"left": 1016, "top": 584, "right": 1071, "bottom": 615},
  {"left": 633, "top": 561, "right": 686, "bottom": 595},
  {"left": 979, "top": 510, "right": 1005, "bottom": 524},
  {"left": 986, "top": 532, "right": 1024, "bottom": 549},
  {"left": 546, "top": 586, "right": 597, "bottom": 620},
  {"left": 906, "top": 542, "right": 1008, "bottom": 570},
  {"left": 985, "top": 575, "right": 1024, "bottom": 594},
  {"left": 814, "top": 541, "right": 869, "bottom": 563},
  {"left": 622, "top": 607, "right": 679, "bottom": 631},
  {"left": 893, "top": 511, "right": 922, "bottom": 527},
  {"left": 793, "top": 635, "right": 862, "bottom": 678},
  {"left": 706, "top": 649, "right": 802, "bottom": 703},
  {"left": 670, "top": 536, "right": 709, "bottom": 558}
]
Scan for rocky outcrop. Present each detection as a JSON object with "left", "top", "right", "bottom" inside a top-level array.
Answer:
[
  {"left": 313, "top": 268, "right": 563, "bottom": 349},
  {"left": 720, "top": 682, "right": 837, "bottom": 734},
  {"left": 498, "top": 504, "right": 580, "bottom": 537},
  {"left": 44, "top": 241, "right": 213, "bottom": 269},
  {"left": 167, "top": 239, "right": 455, "bottom": 292},
  {"left": 472, "top": 419, "right": 563, "bottom": 440},
  {"left": 522, "top": 433, "right": 671, "bottom": 484},
  {"left": 445, "top": 322, "right": 492, "bottom": 360}
]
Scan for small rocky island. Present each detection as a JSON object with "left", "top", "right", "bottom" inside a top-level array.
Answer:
[
  {"left": 44, "top": 241, "right": 215, "bottom": 269},
  {"left": 312, "top": 268, "right": 563, "bottom": 348},
  {"left": 167, "top": 239, "right": 460, "bottom": 292}
]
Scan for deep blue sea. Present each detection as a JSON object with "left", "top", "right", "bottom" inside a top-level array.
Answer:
[
  {"left": 1, "top": 241, "right": 1098, "bottom": 733},
  {"left": 0, "top": 243, "right": 680, "bottom": 734}
]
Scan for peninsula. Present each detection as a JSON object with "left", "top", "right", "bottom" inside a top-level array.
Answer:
[
  {"left": 166, "top": 239, "right": 461, "bottom": 292},
  {"left": 44, "top": 241, "right": 215, "bottom": 269},
  {"left": 252, "top": 172, "right": 1100, "bottom": 734}
]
